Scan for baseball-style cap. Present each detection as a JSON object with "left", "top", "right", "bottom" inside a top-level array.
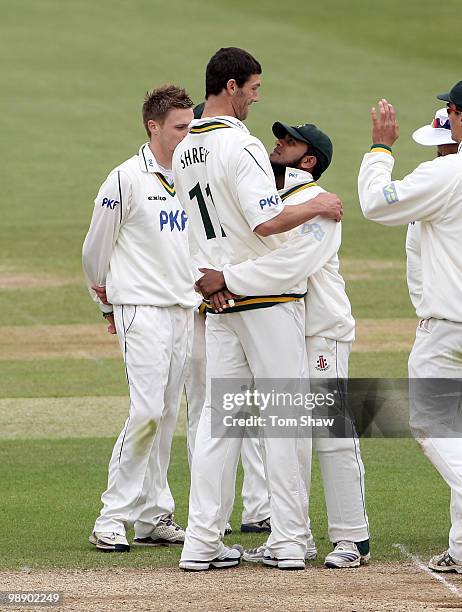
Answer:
[
  {"left": 412, "top": 108, "right": 456, "bottom": 146},
  {"left": 272, "top": 121, "right": 333, "bottom": 175},
  {"left": 193, "top": 102, "right": 205, "bottom": 119},
  {"left": 437, "top": 80, "right": 462, "bottom": 108}
]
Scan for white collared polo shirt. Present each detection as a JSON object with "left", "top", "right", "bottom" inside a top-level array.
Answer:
[{"left": 83, "top": 143, "right": 196, "bottom": 309}]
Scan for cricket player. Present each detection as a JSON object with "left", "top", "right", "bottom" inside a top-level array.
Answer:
[
  {"left": 197, "top": 121, "right": 370, "bottom": 568},
  {"left": 183, "top": 104, "right": 271, "bottom": 537},
  {"left": 82, "top": 85, "right": 196, "bottom": 552},
  {"left": 173, "top": 47, "right": 343, "bottom": 571},
  {"left": 407, "top": 108, "right": 458, "bottom": 311},
  {"left": 358, "top": 83, "right": 462, "bottom": 574}
]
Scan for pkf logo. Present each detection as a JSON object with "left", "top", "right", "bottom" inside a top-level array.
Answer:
[
  {"left": 315, "top": 355, "right": 329, "bottom": 371},
  {"left": 159, "top": 209, "right": 188, "bottom": 232},
  {"left": 259, "top": 194, "right": 280, "bottom": 209},
  {"left": 101, "top": 197, "right": 119, "bottom": 210}
]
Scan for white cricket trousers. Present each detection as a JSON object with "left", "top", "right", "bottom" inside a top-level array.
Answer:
[
  {"left": 306, "top": 336, "right": 369, "bottom": 544},
  {"left": 185, "top": 310, "right": 271, "bottom": 524},
  {"left": 181, "top": 301, "right": 311, "bottom": 562},
  {"left": 94, "top": 304, "right": 193, "bottom": 537},
  {"left": 408, "top": 318, "right": 462, "bottom": 561}
]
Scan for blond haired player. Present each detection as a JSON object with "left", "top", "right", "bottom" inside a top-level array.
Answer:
[
  {"left": 173, "top": 47, "right": 343, "bottom": 571},
  {"left": 82, "top": 85, "right": 195, "bottom": 552},
  {"left": 358, "top": 84, "right": 462, "bottom": 574}
]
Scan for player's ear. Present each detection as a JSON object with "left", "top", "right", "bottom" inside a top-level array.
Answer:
[
  {"left": 148, "top": 119, "right": 159, "bottom": 137},
  {"left": 226, "top": 79, "right": 237, "bottom": 96},
  {"left": 301, "top": 155, "right": 317, "bottom": 172}
]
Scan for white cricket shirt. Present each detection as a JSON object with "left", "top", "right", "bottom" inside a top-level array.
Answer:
[
  {"left": 406, "top": 221, "right": 422, "bottom": 311},
  {"left": 358, "top": 144, "right": 462, "bottom": 322},
  {"left": 82, "top": 143, "right": 196, "bottom": 310},
  {"left": 172, "top": 116, "right": 305, "bottom": 296},
  {"left": 222, "top": 168, "right": 355, "bottom": 341}
]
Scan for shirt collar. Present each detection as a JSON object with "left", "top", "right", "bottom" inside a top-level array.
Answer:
[
  {"left": 283, "top": 167, "right": 315, "bottom": 189},
  {"left": 458, "top": 142, "right": 462, "bottom": 154},
  {"left": 138, "top": 143, "right": 162, "bottom": 173},
  {"left": 189, "top": 115, "right": 249, "bottom": 134}
]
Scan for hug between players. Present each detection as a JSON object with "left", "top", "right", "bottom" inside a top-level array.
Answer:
[{"left": 82, "top": 47, "right": 462, "bottom": 574}]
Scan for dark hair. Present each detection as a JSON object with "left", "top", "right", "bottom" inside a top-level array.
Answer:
[
  {"left": 205, "top": 47, "right": 262, "bottom": 98},
  {"left": 142, "top": 84, "right": 193, "bottom": 136},
  {"left": 299, "top": 143, "right": 321, "bottom": 180}
]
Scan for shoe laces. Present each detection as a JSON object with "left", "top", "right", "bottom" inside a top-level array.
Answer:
[
  {"left": 246, "top": 545, "right": 266, "bottom": 555},
  {"left": 160, "top": 515, "right": 182, "bottom": 531}
]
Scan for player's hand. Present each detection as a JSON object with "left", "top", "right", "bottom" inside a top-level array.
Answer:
[
  {"left": 196, "top": 268, "right": 226, "bottom": 298},
  {"left": 209, "top": 290, "right": 239, "bottom": 313},
  {"left": 92, "top": 284, "right": 110, "bottom": 305},
  {"left": 105, "top": 313, "right": 116, "bottom": 334},
  {"left": 313, "top": 193, "right": 343, "bottom": 222},
  {"left": 371, "top": 98, "right": 399, "bottom": 147}
]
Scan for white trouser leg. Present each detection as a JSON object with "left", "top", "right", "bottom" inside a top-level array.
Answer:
[
  {"left": 181, "top": 315, "right": 249, "bottom": 561},
  {"left": 182, "top": 302, "right": 311, "bottom": 561},
  {"left": 94, "top": 305, "right": 192, "bottom": 535},
  {"left": 307, "top": 337, "right": 369, "bottom": 543},
  {"left": 408, "top": 318, "right": 462, "bottom": 560},
  {"left": 184, "top": 310, "right": 206, "bottom": 468},
  {"left": 134, "top": 307, "right": 193, "bottom": 537},
  {"left": 240, "top": 436, "right": 271, "bottom": 524},
  {"left": 237, "top": 302, "right": 311, "bottom": 560},
  {"left": 185, "top": 310, "right": 271, "bottom": 525}
]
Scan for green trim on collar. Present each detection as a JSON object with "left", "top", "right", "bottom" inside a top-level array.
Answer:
[
  {"left": 154, "top": 173, "right": 176, "bottom": 196},
  {"left": 281, "top": 181, "right": 317, "bottom": 202}
]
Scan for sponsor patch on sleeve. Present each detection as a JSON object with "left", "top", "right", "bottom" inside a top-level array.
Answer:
[{"left": 383, "top": 183, "right": 399, "bottom": 205}]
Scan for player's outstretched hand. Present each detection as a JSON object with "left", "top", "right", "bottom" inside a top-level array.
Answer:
[
  {"left": 209, "top": 290, "right": 239, "bottom": 313},
  {"left": 92, "top": 284, "right": 110, "bottom": 305},
  {"left": 196, "top": 268, "right": 226, "bottom": 298},
  {"left": 371, "top": 98, "right": 399, "bottom": 147},
  {"left": 314, "top": 192, "right": 343, "bottom": 222}
]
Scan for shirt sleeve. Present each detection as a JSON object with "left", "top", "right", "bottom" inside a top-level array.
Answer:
[
  {"left": 223, "top": 217, "right": 340, "bottom": 296},
  {"left": 358, "top": 151, "right": 453, "bottom": 225},
  {"left": 235, "top": 141, "right": 284, "bottom": 230},
  {"left": 405, "top": 222, "right": 422, "bottom": 310},
  {"left": 82, "top": 169, "right": 131, "bottom": 312}
]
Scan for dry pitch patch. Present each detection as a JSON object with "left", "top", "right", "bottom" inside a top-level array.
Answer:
[
  {"left": 0, "top": 270, "right": 81, "bottom": 290},
  {"left": 340, "top": 258, "right": 406, "bottom": 281},
  {"left": 2, "top": 564, "right": 461, "bottom": 611},
  {"left": 0, "top": 325, "right": 120, "bottom": 361},
  {"left": 0, "top": 318, "right": 418, "bottom": 361}
]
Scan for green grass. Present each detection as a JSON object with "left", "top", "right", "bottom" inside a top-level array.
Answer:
[
  {"left": 0, "top": 436, "right": 449, "bottom": 569},
  {"left": 0, "top": 0, "right": 456, "bottom": 573},
  {"left": 1, "top": 359, "right": 126, "bottom": 398}
]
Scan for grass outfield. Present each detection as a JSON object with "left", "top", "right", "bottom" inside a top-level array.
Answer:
[
  {"left": 0, "top": 434, "right": 451, "bottom": 570},
  {"left": 1, "top": 0, "right": 459, "bottom": 573}
]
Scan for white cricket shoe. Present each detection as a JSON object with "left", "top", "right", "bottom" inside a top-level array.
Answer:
[
  {"left": 89, "top": 531, "right": 130, "bottom": 552},
  {"left": 429, "top": 550, "right": 462, "bottom": 573},
  {"left": 179, "top": 544, "right": 242, "bottom": 571},
  {"left": 324, "top": 541, "right": 370, "bottom": 568},
  {"left": 133, "top": 515, "right": 185, "bottom": 547},
  {"left": 305, "top": 532, "right": 318, "bottom": 560},
  {"left": 242, "top": 544, "right": 267, "bottom": 562},
  {"left": 224, "top": 522, "right": 233, "bottom": 536},
  {"left": 240, "top": 517, "right": 271, "bottom": 533},
  {"left": 262, "top": 553, "right": 305, "bottom": 570},
  {"left": 243, "top": 543, "right": 306, "bottom": 570}
]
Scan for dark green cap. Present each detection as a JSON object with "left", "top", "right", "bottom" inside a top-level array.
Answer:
[
  {"left": 272, "top": 121, "right": 333, "bottom": 176},
  {"left": 193, "top": 102, "right": 205, "bottom": 119},
  {"left": 437, "top": 81, "right": 462, "bottom": 109}
]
